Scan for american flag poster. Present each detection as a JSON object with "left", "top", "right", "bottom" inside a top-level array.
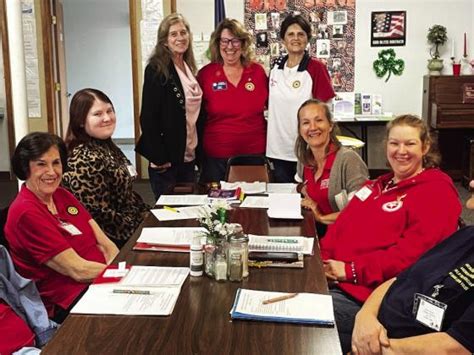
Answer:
[{"left": 371, "top": 11, "right": 406, "bottom": 47}]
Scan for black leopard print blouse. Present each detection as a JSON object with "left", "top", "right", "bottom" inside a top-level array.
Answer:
[{"left": 62, "top": 139, "right": 149, "bottom": 246}]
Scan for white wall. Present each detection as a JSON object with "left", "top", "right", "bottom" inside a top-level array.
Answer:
[
  {"left": 177, "top": 0, "right": 244, "bottom": 38},
  {"left": 63, "top": 0, "right": 133, "bottom": 139},
  {"left": 355, "top": 0, "right": 473, "bottom": 117}
]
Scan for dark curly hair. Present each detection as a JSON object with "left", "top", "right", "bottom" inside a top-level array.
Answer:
[{"left": 11, "top": 132, "right": 67, "bottom": 180}]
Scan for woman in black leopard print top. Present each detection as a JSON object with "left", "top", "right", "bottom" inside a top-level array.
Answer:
[{"left": 63, "top": 89, "right": 149, "bottom": 248}]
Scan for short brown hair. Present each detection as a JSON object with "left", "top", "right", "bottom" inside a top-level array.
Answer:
[
  {"left": 280, "top": 14, "right": 311, "bottom": 40},
  {"left": 295, "top": 99, "right": 341, "bottom": 167},
  {"left": 385, "top": 114, "right": 441, "bottom": 168},
  {"left": 209, "top": 18, "right": 254, "bottom": 66}
]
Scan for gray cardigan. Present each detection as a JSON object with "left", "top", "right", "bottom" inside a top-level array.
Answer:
[{"left": 328, "top": 147, "right": 369, "bottom": 211}]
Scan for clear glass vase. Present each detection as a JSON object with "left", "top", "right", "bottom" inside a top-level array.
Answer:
[{"left": 204, "top": 236, "right": 228, "bottom": 280}]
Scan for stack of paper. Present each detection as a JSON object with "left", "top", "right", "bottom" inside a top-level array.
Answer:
[
  {"left": 267, "top": 193, "right": 303, "bottom": 219},
  {"left": 230, "top": 288, "right": 334, "bottom": 325},
  {"left": 266, "top": 183, "right": 297, "bottom": 194},
  {"left": 134, "top": 227, "right": 206, "bottom": 252},
  {"left": 240, "top": 196, "right": 269, "bottom": 209},
  {"left": 71, "top": 266, "right": 190, "bottom": 316},
  {"left": 156, "top": 194, "right": 208, "bottom": 206},
  {"left": 150, "top": 206, "right": 204, "bottom": 221},
  {"left": 220, "top": 181, "right": 266, "bottom": 194}
]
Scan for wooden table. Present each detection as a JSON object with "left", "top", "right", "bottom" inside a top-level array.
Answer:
[{"left": 43, "top": 207, "right": 342, "bottom": 355}]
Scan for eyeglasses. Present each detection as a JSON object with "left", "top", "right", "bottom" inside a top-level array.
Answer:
[{"left": 219, "top": 38, "right": 242, "bottom": 47}]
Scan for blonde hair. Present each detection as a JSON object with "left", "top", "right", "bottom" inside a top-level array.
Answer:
[{"left": 385, "top": 114, "right": 441, "bottom": 168}]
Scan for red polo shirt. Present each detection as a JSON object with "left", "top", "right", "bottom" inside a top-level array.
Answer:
[
  {"left": 197, "top": 62, "right": 268, "bottom": 158},
  {"left": 304, "top": 148, "right": 337, "bottom": 215}
]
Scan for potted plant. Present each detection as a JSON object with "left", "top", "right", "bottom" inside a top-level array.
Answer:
[{"left": 427, "top": 24, "right": 447, "bottom": 75}]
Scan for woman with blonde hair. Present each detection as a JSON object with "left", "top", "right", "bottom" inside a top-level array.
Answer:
[
  {"left": 136, "top": 13, "right": 204, "bottom": 199},
  {"left": 296, "top": 99, "right": 368, "bottom": 236},
  {"left": 320, "top": 114, "right": 461, "bottom": 353},
  {"left": 197, "top": 18, "right": 268, "bottom": 182}
]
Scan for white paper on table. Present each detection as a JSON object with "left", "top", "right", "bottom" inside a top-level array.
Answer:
[
  {"left": 231, "top": 289, "right": 334, "bottom": 324},
  {"left": 220, "top": 181, "right": 267, "bottom": 194},
  {"left": 156, "top": 194, "right": 208, "bottom": 206},
  {"left": 71, "top": 285, "right": 181, "bottom": 316},
  {"left": 137, "top": 227, "right": 206, "bottom": 246},
  {"left": 266, "top": 183, "right": 297, "bottom": 194},
  {"left": 120, "top": 266, "right": 189, "bottom": 288},
  {"left": 267, "top": 193, "right": 303, "bottom": 219},
  {"left": 151, "top": 206, "right": 204, "bottom": 221},
  {"left": 240, "top": 196, "right": 269, "bottom": 209}
]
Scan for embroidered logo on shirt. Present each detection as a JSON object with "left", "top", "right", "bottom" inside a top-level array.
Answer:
[
  {"left": 382, "top": 194, "right": 406, "bottom": 212},
  {"left": 245, "top": 82, "right": 255, "bottom": 91},
  {"left": 320, "top": 178, "right": 329, "bottom": 189},
  {"left": 270, "top": 78, "right": 277, "bottom": 87},
  {"left": 67, "top": 206, "right": 79, "bottom": 216},
  {"left": 449, "top": 263, "right": 474, "bottom": 291},
  {"left": 292, "top": 80, "right": 301, "bottom": 89}
]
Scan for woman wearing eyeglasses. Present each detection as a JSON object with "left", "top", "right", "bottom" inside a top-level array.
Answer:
[
  {"left": 136, "top": 13, "right": 204, "bottom": 199},
  {"left": 197, "top": 18, "right": 268, "bottom": 182}
]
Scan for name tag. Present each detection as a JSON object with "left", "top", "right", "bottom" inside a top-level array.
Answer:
[
  {"left": 212, "top": 81, "right": 227, "bottom": 91},
  {"left": 413, "top": 293, "right": 447, "bottom": 331},
  {"left": 60, "top": 222, "right": 82, "bottom": 236},
  {"left": 355, "top": 186, "right": 372, "bottom": 201},
  {"left": 127, "top": 164, "right": 138, "bottom": 178}
]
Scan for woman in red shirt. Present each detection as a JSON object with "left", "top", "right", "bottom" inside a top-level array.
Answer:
[{"left": 197, "top": 19, "right": 268, "bottom": 182}]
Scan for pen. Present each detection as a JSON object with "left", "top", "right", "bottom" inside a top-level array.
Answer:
[
  {"left": 163, "top": 206, "right": 179, "bottom": 213},
  {"left": 112, "top": 289, "right": 151, "bottom": 295},
  {"left": 262, "top": 292, "right": 298, "bottom": 305}
]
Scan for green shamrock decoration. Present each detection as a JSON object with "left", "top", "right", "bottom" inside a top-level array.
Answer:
[{"left": 373, "top": 49, "right": 405, "bottom": 82}]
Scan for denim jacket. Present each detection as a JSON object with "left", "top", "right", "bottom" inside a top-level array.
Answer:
[{"left": 0, "top": 245, "right": 58, "bottom": 347}]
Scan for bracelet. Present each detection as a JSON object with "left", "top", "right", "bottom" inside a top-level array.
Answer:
[{"left": 350, "top": 262, "right": 357, "bottom": 284}]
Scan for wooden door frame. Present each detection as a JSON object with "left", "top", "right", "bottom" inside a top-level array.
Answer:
[
  {"left": 40, "top": 0, "right": 59, "bottom": 135},
  {"left": 0, "top": 0, "right": 15, "bottom": 178},
  {"left": 129, "top": 0, "right": 175, "bottom": 178}
]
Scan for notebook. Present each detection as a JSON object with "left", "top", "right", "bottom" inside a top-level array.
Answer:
[
  {"left": 230, "top": 288, "right": 335, "bottom": 325},
  {"left": 248, "top": 235, "right": 314, "bottom": 255}
]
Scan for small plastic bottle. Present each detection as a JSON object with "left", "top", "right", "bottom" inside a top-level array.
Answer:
[{"left": 190, "top": 236, "right": 203, "bottom": 277}]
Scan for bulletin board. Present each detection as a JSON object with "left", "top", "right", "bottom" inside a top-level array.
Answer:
[{"left": 244, "top": 0, "right": 356, "bottom": 92}]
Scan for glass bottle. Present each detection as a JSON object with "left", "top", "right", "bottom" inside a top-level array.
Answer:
[
  {"left": 228, "top": 234, "right": 243, "bottom": 282},
  {"left": 214, "top": 254, "right": 227, "bottom": 281}
]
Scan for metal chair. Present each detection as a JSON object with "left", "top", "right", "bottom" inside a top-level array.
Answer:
[{"left": 225, "top": 155, "right": 272, "bottom": 183}]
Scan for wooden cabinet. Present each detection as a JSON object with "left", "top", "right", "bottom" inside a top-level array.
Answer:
[
  {"left": 423, "top": 75, "right": 474, "bottom": 128},
  {"left": 422, "top": 75, "right": 474, "bottom": 181}
]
